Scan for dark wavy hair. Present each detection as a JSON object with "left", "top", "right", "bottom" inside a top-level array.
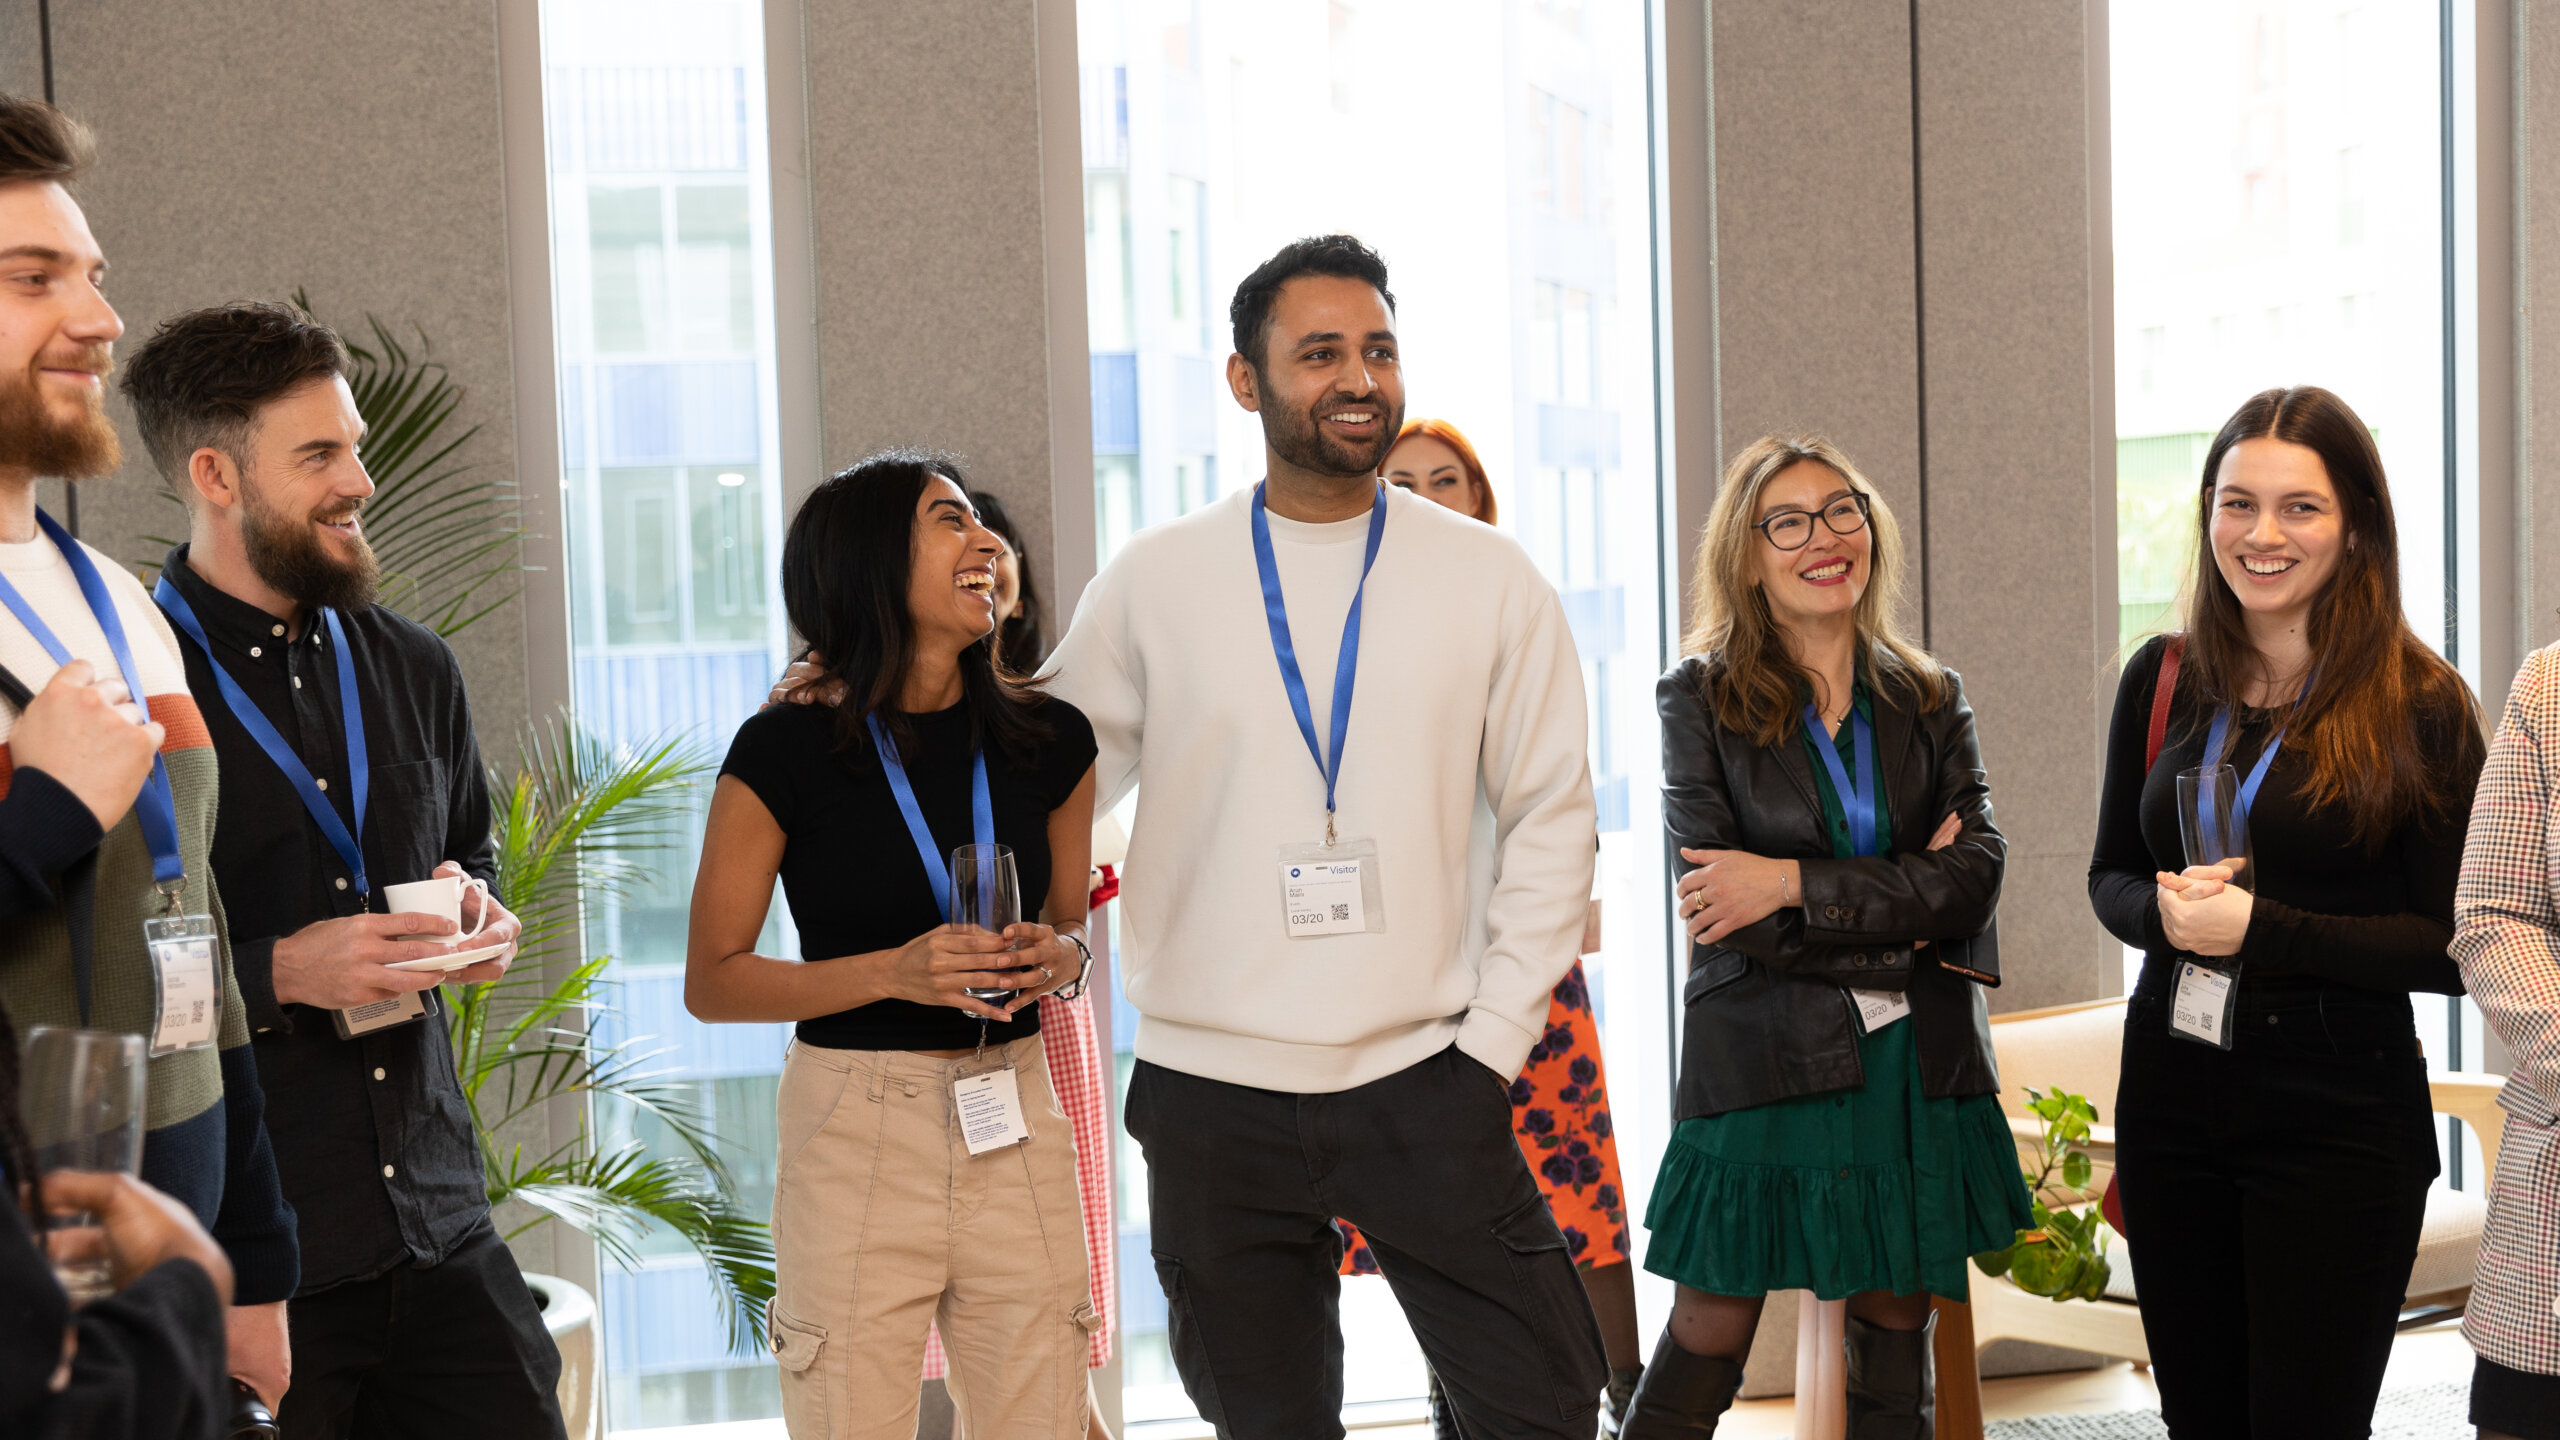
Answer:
[
  {"left": 1229, "top": 233, "right": 1396, "bottom": 376},
  {"left": 781, "top": 449, "right": 1050, "bottom": 767},
  {"left": 118, "top": 301, "right": 348, "bottom": 484},
  {"left": 2175, "top": 386, "right": 2482, "bottom": 846},
  {"left": 969, "top": 490, "right": 1047, "bottom": 675}
]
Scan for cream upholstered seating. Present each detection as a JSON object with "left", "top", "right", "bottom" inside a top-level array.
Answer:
[{"left": 1932, "top": 997, "right": 2508, "bottom": 1439}]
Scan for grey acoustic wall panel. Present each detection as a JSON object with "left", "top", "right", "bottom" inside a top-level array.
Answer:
[
  {"left": 1704, "top": 0, "right": 1923, "bottom": 591},
  {"left": 41, "top": 0, "right": 532, "bottom": 753},
  {"left": 0, "top": 0, "right": 40, "bottom": 100},
  {"left": 1914, "top": 0, "right": 2117, "bottom": 1010},
  {"left": 792, "top": 0, "right": 1068, "bottom": 608}
]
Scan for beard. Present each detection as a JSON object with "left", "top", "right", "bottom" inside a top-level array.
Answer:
[
  {"left": 0, "top": 346, "right": 122, "bottom": 479},
  {"left": 240, "top": 476, "right": 380, "bottom": 612},
  {"left": 1263, "top": 382, "right": 1401, "bottom": 480}
]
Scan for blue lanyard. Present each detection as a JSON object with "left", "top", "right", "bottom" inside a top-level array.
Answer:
[
  {"left": 0, "top": 510, "right": 184, "bottom": 887},
  {"left": 866, "top": 713, "right": 992, "bottom": 922},
  {"left": 2198, "top": 703, "right": 2290, "bottom": 846},
  {"left": 152, "top": 578, "right": 372, "bottom": 901},
  {"left": 1800, "top": 702, "right": 1880, "bottom": 857},
  {"left": 1250, "top": 482, "right": 1389, "bottom": 839}
]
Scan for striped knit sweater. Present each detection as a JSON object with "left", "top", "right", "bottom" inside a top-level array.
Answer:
[{"left": 0, "top": 530, "right": 247, "bottom": 1131}]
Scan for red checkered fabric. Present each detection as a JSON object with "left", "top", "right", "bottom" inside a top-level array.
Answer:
[
  {"left": 920, "top": 988, "right": 1117, "bottom": 1378},
  {"left": 2450, "top": 641, "right": 2560, "bottom": 1376}
]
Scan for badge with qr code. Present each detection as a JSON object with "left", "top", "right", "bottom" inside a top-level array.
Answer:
[{"left": 1275, "top": 839, "right": 1387, "bottom": 939}]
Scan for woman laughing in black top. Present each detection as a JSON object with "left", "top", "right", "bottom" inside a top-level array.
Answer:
[{"left": 685, "top": 450, "right": 1101, "bottom": 1439}]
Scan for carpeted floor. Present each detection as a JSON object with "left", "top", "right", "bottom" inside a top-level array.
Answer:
[{"left": 1983, "top": 1381, "right": 2472, "bottom": 1439}]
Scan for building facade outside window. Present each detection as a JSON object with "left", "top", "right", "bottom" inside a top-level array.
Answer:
[{"left": 539, "top": 0, "right": 793, "bottom": 1430}]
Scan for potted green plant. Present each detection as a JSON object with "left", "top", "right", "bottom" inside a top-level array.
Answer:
[
  {"left": 1973, "top": 1086, "right": 2114, "bottom": 1303},
  {"left": 456, "top": 718, "right": 775, "bottom": 1326}
]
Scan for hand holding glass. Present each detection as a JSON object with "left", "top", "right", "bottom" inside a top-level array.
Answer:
[
  {"left": 951, "top": 843, "right": 1024, "bottom": 1003},
  {"left": 20, "top": 1026, "right": 148, "bottom": 1303}
]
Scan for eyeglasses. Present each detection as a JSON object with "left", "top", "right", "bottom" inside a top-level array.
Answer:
[{"left": 1753, "top": 493, "right": 1871, "bottom": 551}]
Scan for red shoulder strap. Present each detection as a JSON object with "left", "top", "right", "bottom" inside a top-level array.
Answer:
[{"left": 2144, "top": 636, "right": 2185, "bottom": 773}]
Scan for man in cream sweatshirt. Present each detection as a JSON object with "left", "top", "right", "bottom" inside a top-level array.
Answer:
[{"left": 1047, "top": 236, "right": 1605, "bottom": 1437}]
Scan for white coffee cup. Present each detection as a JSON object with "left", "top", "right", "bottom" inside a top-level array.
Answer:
[{"left": 381, "top": 874, "right": 494, "bottom": 946}]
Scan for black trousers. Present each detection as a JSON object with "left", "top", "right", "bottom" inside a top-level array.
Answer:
[
  {"left": 2113, "top": 986, "right": 2437, "bottom": 1439},
  {"left": 1126, "top": 1045, "right": 1607, "bottom": 1440},
  {"left": 277, "top": 1217, "right": 568, "bottom": 1440}
]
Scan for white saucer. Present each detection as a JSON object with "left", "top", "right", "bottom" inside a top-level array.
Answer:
[{"left": 385, "top": 940, "right": 512, "bottom": 973}]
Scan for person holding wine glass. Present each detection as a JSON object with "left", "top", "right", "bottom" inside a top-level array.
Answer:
[
  {"left": 2088, "top": 385, "right": 2484, "bottom": 1435},
  {"left": 685, "top": 449, "right": 1102, "bottom": 1440}
]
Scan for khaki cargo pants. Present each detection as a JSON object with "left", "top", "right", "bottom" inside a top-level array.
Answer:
[{"left": 766, "top": 1035, "right": 1097, "bottom": 1438}]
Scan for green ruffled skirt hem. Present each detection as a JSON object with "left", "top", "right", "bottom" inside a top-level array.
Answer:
[{"left": 1642, "top": 1072, "right": 2030, "bottom": 1303}]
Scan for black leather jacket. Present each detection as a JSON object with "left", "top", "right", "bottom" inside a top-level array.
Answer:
[{"left": 1660, "top": 655, "right": 2006, "bottom": 1120}]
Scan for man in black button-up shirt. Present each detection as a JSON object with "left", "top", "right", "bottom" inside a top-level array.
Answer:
[{"left": 125, "top": 304, "right": 567, "bottom": 1439}]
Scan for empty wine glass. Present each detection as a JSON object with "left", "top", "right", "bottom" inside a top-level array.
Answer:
[
  {"left": 2176, "top": 763, "right": 2255, "bottom": 894},
  {"left": 21, "top": 1026, "right": 148, "bottom": 1303},
  {"left": 951, "top": 843, "right": 1022, "bottom": 1003}
]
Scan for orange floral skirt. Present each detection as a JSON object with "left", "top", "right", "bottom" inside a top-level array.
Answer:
[{"left": 1337, "top": 960, "right": 1630, "bottom": 1273}]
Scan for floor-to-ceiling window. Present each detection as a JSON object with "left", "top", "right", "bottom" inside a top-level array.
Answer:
[
  {"left": 2110, "top": 0, "right": 2484, "bottom": 1181},
  {"left": 1076, "top": 0, "right": 1674, "bottom": 1421},
  {"left": 540, "top": 1, "right": 794, "bottom": 1429}
]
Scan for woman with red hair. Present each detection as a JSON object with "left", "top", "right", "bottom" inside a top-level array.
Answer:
[{"left": 1334, "top": 418, "right": 1645, "bottom": 1436}]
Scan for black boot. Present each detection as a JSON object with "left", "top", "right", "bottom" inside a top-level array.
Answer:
[
  {"left": 1598, "top": 1365, "right": 1643, "bottom": 1439},
  {"left": 1843, "top": 1313, "right": 1936, "bottom": 1440},
  {"left": 1618, "top": 1332, "right": 1743, "bottom": 1438}
]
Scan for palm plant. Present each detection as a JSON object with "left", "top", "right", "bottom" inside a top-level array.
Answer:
[{"left": 453, "top": 716, "right": 776, "bottom": 1351}]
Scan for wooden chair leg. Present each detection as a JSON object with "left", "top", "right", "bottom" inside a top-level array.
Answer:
[{"left": 1932, "top": 1297, "right": 1984, "bottom": 1440}]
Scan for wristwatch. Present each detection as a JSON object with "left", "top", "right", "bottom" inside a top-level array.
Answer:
[{"left": 1052, "top": 930, "right": 1095, "bottom": 1000}]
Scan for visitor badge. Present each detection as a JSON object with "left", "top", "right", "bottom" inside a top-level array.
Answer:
[
  {"left": 1284, "top": 859, "right": 1367, "bottom": 936},
  {"left": 955, "top": 1067, "right": 1030, "bottom": 1155},
  {"left": 2170, "top": 960, "right": 2238, "bottom": 1049},
  {"left": 1275, "top": 838, "right": 1386, "bottom": 939},
  {"left": 143, "top": 913, "right": 219, "bottom": 1055},
  {"left": 1850, "top": 987, "right": 1909, "bottom": 1032},
  {"left": 332, "top": 987, "right": 436, "bottom": 1039}
]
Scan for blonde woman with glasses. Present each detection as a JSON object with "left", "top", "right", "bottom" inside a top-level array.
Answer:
[{"left": 1622, "top": 436, "right": 2029, "bottom": 1438}]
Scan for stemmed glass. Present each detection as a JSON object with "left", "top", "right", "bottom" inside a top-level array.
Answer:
[
  {"left": 951, "top": 843, "right": 1022, "bottom": 1003},
  {"left": 20, "top": 1026, "right": 148, "bottom": 1303}
]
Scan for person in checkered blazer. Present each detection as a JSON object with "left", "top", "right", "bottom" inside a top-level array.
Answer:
[{"left": 2451, "top": 645, "right": 2560, "bottom": 1439}]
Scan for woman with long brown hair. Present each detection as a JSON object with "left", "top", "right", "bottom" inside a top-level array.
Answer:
[
  {"left": 2089, "top": 386, "right": 2483, "bottom": 1434},
  {"left": 1626, "top": 435, "right": 2028, "bottom": 1437}
]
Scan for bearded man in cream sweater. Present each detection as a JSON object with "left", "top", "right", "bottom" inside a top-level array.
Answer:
[{"left": 1045, "top": 235, "right": 1605, "bottom": 1438}]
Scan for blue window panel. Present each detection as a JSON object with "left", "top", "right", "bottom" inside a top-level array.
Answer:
[
  {"left": 1092, "top": 352, "right": 1140, "bottom": 453},
  {"left": 591, "top": 968, "right": 791, "bottom": 1079},
  {"left": 1537, "top": 403, "right": 1622, "bottom": 471},
  {"left": 560, "top": 363, "right": 590, "bottom": 470},
  {"left": 571, "top": 646, "right": 777, "bottom": 755},
  {"left": 602, "top": 1262, "right": 765, "bottom": 1375},
  {"left": 1559, "top": 584, "right": 1624, "bottom": 662},
  {"left": 1118, "top": 1231, "right": 1168, "bottom": 1334},
  {"left": 599, "top": 361, "right": 760, "bottom": 466},
  {"left": 1595, "top": 773, "right": 1629, "bottom": 834},
  {"left": 549, "top": 66, "right": 751, "bottom": 174},
  {"left": 1174, "top": 355, "right": 1221, "bottom": 454},
  {"left": 603, "top": 363, "right": 683, "bottom": 463}
]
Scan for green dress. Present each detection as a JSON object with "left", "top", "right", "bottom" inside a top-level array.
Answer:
[{"left": 1644, "top": 680, "right": 2031, "bottom": 1302}]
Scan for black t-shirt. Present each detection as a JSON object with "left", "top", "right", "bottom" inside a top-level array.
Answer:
[{"left": 719, "top": 695, "right": 1098, "bottom": 1050}]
